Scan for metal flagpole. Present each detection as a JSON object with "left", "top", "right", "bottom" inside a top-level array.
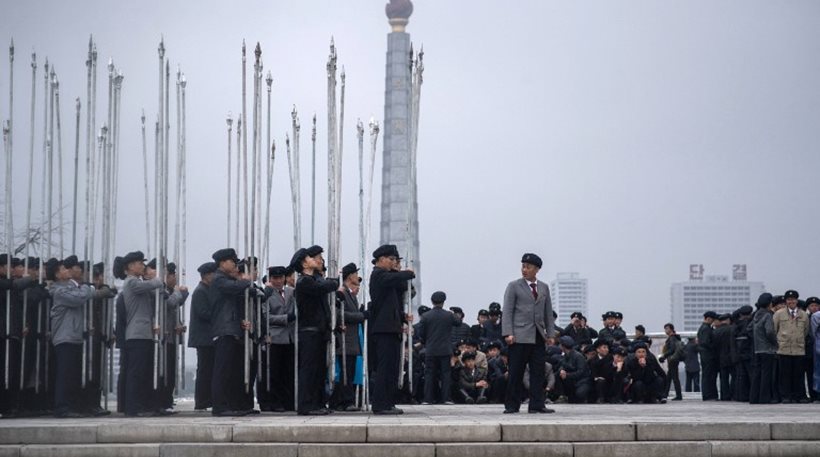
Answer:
[
  {"left": 173, "top": 68, "right": 181, "bottom": 396},
  {"left": 141, "top": 111, "right": 150, "bottom": 250},
  {"left": 263, "top": 73, "right": 272, "bottom": 267},
  {"left": 162, "top": 58, "right": 170, "bottom": 387},
  {"left": 153, "top": 39, "right": 165, "bottom": 391},
  {"left": 20, "top": 51, "right": 36, "bottom": 391},
  {"left": 72, "top": 96, "right": 80, "bottom": 255},
  {"left": 54, "top": 76, "right": 64, "bottom": 257},
  {"left": 3, "top": 121, "right": 11, "bottom": 390},
  {"left": 363, "top": 118, "right": 380, "bottom": 410},
  {"left": 180, "top": 73, "right": 187, "bottom": 390},
  {"left": 285, "top": 134, "right": 297, "bottom": 251},
  {"left": 235, "top": 116, "right": 241, "bottom": 249},
  {"left": 325, "top": 40, "right": 338, "bottom": 389},
  {"left": 226, "top": 113, "right": 232, "bottom": 246},
  {"left": 356, "top": 120, "right": 364, "bottom": 391},
  {"left": 310, "top": 114, "right": 316, "bottom": 245}
]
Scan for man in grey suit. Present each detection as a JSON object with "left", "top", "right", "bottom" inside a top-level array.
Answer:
[
  {"left": 502, "top": 253, "right": 555, "bottom": 414},
  {"left": 260, "top": 266, "right": 296, "bottom": 412}
]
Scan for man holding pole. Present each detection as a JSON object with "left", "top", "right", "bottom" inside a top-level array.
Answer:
[
  {"left": 368, "top": 244, "right": 415, "bottom": 415},
  {"left": 330, "top": 262, "right": 367, "bottom": 411},
  {"left": 189, "top": 262, "right": 217, "bottom": 411},
  {"left": 502, "top": 253, "right": 555, "bottom": 414},
  {"left": 260, "top": 266, "right": 295, "bottom": 412}
]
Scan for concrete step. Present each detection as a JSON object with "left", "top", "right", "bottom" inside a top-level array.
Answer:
[{"left": 1, "top": 441, "right": 820, "bottom": 457}]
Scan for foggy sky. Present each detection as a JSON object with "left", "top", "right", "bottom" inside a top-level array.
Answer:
[{"left": 2, "top": 0, "right": 819, "bottom": 333}]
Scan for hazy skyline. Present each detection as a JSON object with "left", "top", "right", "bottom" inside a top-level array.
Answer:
[{"left": 1, "top": 1, "right": 819, "bottom": 332}]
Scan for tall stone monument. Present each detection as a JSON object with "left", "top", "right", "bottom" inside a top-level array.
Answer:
[{"left": 381, "top": 0, "right": 421, "bottom": 307}]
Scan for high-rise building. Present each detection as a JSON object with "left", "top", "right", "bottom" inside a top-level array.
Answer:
[
  {"left": 550, "top": 272, "right": 588, "bottom": 327},
  {"left": 670, "top": 264, "right": 765, "bottom": 333}
]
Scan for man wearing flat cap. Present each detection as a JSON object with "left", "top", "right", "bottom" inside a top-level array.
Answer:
[
  {"left": 291, "top": 245, "right": 339, "bottom": 415},
  {"left": 368, "top": 244, "right": 416, "bottom": 415},
  {"left": 502, "top": 252, "right": 555, "bottom": 414},
  {"left": 773, "top": 290, "right": 810, "bottom": 403},
  {"left": 209, "top": 248, "right": 259, "bottom": 416},
  {"left": 1, "top": 256, "right": 39, "bottom": 417},
  {"left": 697, "top": 311, "right": 719, "bottom": 401},
  {"left": 416, "top": 291, "right": 460, "bottom": 405},
  {"left": 750, "top": 293, "right": 776, "bottom": 404},
  {"left": 329, "top": 263, "right": 367, "bottom": 411},
  {"left": 189, "top": 262, "right": 217, "bottom": 411},
  {"left": 259, "top": 266, "right": 296, "bottom": 412}
]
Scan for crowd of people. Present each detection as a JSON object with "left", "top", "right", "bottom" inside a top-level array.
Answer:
[{"left": 2, "top": 249, "right": 819, "bottom": 419}]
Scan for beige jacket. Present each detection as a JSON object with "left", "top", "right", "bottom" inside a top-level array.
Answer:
[{"left": 773, "top": 307, "right": 809, "bottom": 356}]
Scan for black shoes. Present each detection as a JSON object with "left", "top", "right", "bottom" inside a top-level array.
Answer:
[
  {"left": 503, "top": 408, "right": 518, "bottom": 414},
  {"left": 373, "top": 407, "right": 404, "bottom": 415},
  {"left": 528, "top": 407, "right": 555, "bottom": 414}
]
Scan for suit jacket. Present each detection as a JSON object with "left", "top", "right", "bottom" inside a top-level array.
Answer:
[
  {"left": 368, "top": 267, "right": 415, "bottom": 334},
  {"left": 188, "top": 282, "right": 213, "bottom": 348},
  {"left": 501, "top": 278, "right": 554, "bottom": 344},
  {"left": 335, "top": 288, "right": 365, "bottom": 355},
  {"left": 265, "top": 285, "right": 295, "bottom": 344},
  {"left": 417, "top": 307, "right": 460, "bottom": 357}
]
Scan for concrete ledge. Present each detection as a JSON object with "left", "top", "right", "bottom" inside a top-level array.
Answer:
[
  {"left": 159, "top": 443, "right": 297, "bottom": 457},
  {"left": 502, "top": 423, "right": 634, "bottom": 442},
  {"left": 574, "top": 441, "right": 710, "bottom": 457},
  {"left": 437, "top": 442, "right": 573, "bottom": 457},
  {"left": 97, "top": 423, "right": 233, "bottom": 443},
  {"left": 770, "top": 422, "right": 820, "bottom": 440},
  {"left": 232, "top": 424, "right": 366, "bottom": 443},
  {"left": 367, "top": 423, "right": 500, "bottom": 442},
  {"left": 19, "top": 444, "right": 159, "bottom": 457},
  {"left": 637, "top": 422, "right": 770, "bottom": 441},
  {"left": 710, "top": 440, "right": 820, "bottom": 457},
  {"left": 298, "top": 443, "right": 435, "bottom": 457},
  {"left": 0, "top": 426, "right": 97, "bottom": 445},
  {"left": 0, "top": 446, "right": 20, "bottom": 457}
]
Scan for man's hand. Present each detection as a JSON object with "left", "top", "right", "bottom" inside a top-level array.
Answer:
[
  {"left": 22, "top": 326, "right": 30, "bottom": 337},
  {"left": 241, "top": 320, "right": 252, "bottom": 331},
  {"left": 405, "top": 313, "right": 414, "bottom": 323},
  {"left": 639, "top": 358, "right": 646, "bottom": 367},
  {"left": 560, "top": 369, "right": 567, "bottom": 380},
  {"left": 505, "top": 335, "right": 515, "bottom": 346},
  {"left": 476, "top": 380, "right": 488, "bottom": 388},
  {"left": 175, "top": 325, "right": 187, "bottom": 335},
  {"left": 152, "top": 326, "right": 161, "bottom": 335},
  {"left": 177, "top": 285, "right": 188, "bottom": 293}
]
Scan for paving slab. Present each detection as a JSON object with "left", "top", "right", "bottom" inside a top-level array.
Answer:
[
  {"left": 159, "top": 443, "right": 297, "bottom": 457},
  {"left": 573, "top": 441, "right": 711, "bottom": 457},
  {"left": 437, "top": 442, "right": 573, "bottom": 457},
  {"left": 0, "top": 446, "right": 19, "bottom": 457},
  {"left": 232, "top": 423, "right": 366, "bottom": 443},
  {"left": 367, "top": 423, "right": 500, "bottom": 442},
  {"left": 637, "top": 422, "right": 770, "bottom": 441},
  {"left": 502, "top": 422, "right": 634, "bottom": 442},
  {"left": 770, "top": 422, "right": 820, "bottom": 440},
  {"left": 298, "top": 443, "right": 435, "bottom": 457},
  {"left": 19, "top": 444, "right": 159, "bottom": 457},
  {"left": 97, "top": 423, "right": 233, "bottom": 443},
  {"left": 0, "top": 425, "right": 97, "bottom": 445},
  {"left": 710, "top": 440, "right": 820, "bottom": 457}
]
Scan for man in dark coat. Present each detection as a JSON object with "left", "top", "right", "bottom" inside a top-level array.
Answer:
[
  {"left": 698, "top": 311, "right": 719, "bottom": 400},
  {"left": 329, "top": 263, "right": 366, "bottom": 411},
  {"left": 416, "top": 291, "right": 460, "bottom": 405},
  {"left": 259, "top": 266, "right": 295, "bottom": 412},
  {"left": 188, "top": 262, "right": 216, "bottom": 411},
  {"left": 659, "top": 323, "right": 684, "bottom": 401},
  {"left": 368, "top": 244, "right": 415, "bottom": 415},
  {"left": 555, "top": 336, "right": 592, "bottom": 403},
  {"left": 589, "top": 339, "right": 615, "bottom": 403},
  {"left": 563, "top": 312, "right": 595, "bottom": 349},
  {"left": 450, "top": 307, "right": 471, "bottom": 345},
  {"left": 292, "top": 246, "right": 339, "bottom": 415},
  {"left": 683, "top": 337, "right": 700, "bottom": 392},
  {"left": 501, "top": 253, "right": 555, "bottom": 414},
  {"left": 627, "top": 342, "right": 666, "bottom": 403},
  {"left": 209, "top": 248, "right": 258, "bottom": 417},
  {"left": 732, "top": 305, "right": 754, "bottom": 402},
  {"left": 713, "top": 313, "right": 734, "bottom": 401}
]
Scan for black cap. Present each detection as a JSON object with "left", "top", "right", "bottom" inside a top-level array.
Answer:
[
  {"left": 559, "top": 335, "right": 576, "bottom": 348},
  {"left": 449, "top": 306, "right": 463, "bottom": 315},
  {"left": 123, "top": 251, "right": 146, "bottom": 266},
  {"left": 26, "top": 257, "right": 41, "bottom": 269},
  {"left": 738, "top": 305, "right": 753, "bottom": 316},
  {"left": 93, "top": 262, "right": 104, "bottom": 276},
  {"left": 806, "top": 297, "right": 820, "bottom": 306},
  {"left": 146, "top": 258, "right": 157, "bottom": 270},
  {"left": 489, "top": 308, "right": 502, "bottom": 316},
  {"left": 635, "top": 324, "right": 645, "bottom": 333},
  {"left": 520, "top": 253, "right": 542, "bottom": 268},
  {"left": 372, "top": 244, "right": 400, "bottom": 263},
  {"left": 633, "top": 342, "right": 648, "bottom": 351},
  {"left": 198, "top": 262, "right": 218, "bottom": 275},
  {"left": 341, "top": 262, "right": 359, "bottom": 280},
  {"left": 772, "top": 295, "right": 785, "bottom": 305},
  {"left": 612, "top": 329, "right": 627, "bottom": 340},
  {"left": 167, "top": 262, "right": 177, "bottom": 275},
  {"left": 464, "top": 338, "right": 478, "bottom": 347},
  {"left": 570, "top": 312, "right": 584, "bottom": 320},
  {"left": 486, "top": 341, "right": 502, "bottom": 351},
  {"left": 756, "top": 293, "right": 773, "bottom": 308},
  {"left": 289, "top": 248, "right": 308, "bottom": 273},
  {"left": 305, "top": 245, "right": 324, "bottom": 258},
  {"left": 488, "top": 302, "right": 501, "bottom": 312},
  {"left": 44, "top": 258, "right": 61, "bottom": 280},
  {"left": 63, "top": 255, "right": 80, "bottom": 269},
  {"left": 478, "top": 309, "right": 489, "bottom": 317},
  {"left": 212, "top": 248, "right": 239, "bottom": 263},
  {"left": 461, "top": 351, "right": 477, "bottom": 361},
  {"left": 612, "top": 346, "right": 627, "bottom": 356},
  {"left": 268, "top": 266, "right": 287, "bottom": 277},
  {"left": 430, "top": 291, "right": 446, "bottom": 304},
  {"left": 417, "top": 305, "right": 431, "bottom": 315},
  {"left": 112, "top": 257, "right": 126, "bottom": 280},
  {"left": 784, "top": 290, "right": 799, "bottom": 299},
  {"left": 703, "top": 311, "right": 718, "bottom": 319},
  {"left": 717, "top": 313, "right": 731, "bottom": 321},
  {"left": 594, "top": 339, "right": 610, "bottom": 349},
  {"left": 614, "top": 312, "right": 623, "bottom": 319}
]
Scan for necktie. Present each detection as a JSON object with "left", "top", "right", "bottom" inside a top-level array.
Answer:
[
  {"left": 280, "top": 289, "right": 285, "bottom": 299},
  {"left": 530, "top": 283, "right": 538, "bottom": 300}
]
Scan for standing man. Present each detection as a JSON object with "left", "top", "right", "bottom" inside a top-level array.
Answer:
[
  {"left": 330, "top": 263, "right": 366, "bottom": 411},
  {"left": 750, "top": 293, "right": 777, "bottom": 404},
  {"left": 291, "top": 245, "right": 339, "bottom": 415},
  {"left": 698, "top": 311, "right": 719, "bottom": 400},
  {"left": 261, "top": 266, "right": 296, "bottom": 412},
  {"left": 368, "top": 244, "right": 415, "bottom": 415},
  {"left": 502, "top": 253, "right": 555, "bottom": 414},
  {"left": 416, "top": 291, "right": 459, "bottom": 405},
  {"left": 773, "top": 290, "right": 810, "bottom": 403},
  {"left": 189, "top": 262, "right": 217, "bottom": 411},
  {"left": 209, "top": 248, "right": 257, "bottom": 417},
  {"left": 121, "top": 251, "right": 165, "bottom": 417},
  {"left": 683, "top": 337, "right": 700, "bottom": 393},
  {"left": 659, "top": 323, "right": 684, "bottom": 401},
  {"left": 809, "top": 297, "right": 820, "bottom": 401}
]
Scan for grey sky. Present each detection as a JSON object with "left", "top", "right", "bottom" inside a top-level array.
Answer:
[{"left": 2, "top": 1, "right": 819, "bottom": 332}]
